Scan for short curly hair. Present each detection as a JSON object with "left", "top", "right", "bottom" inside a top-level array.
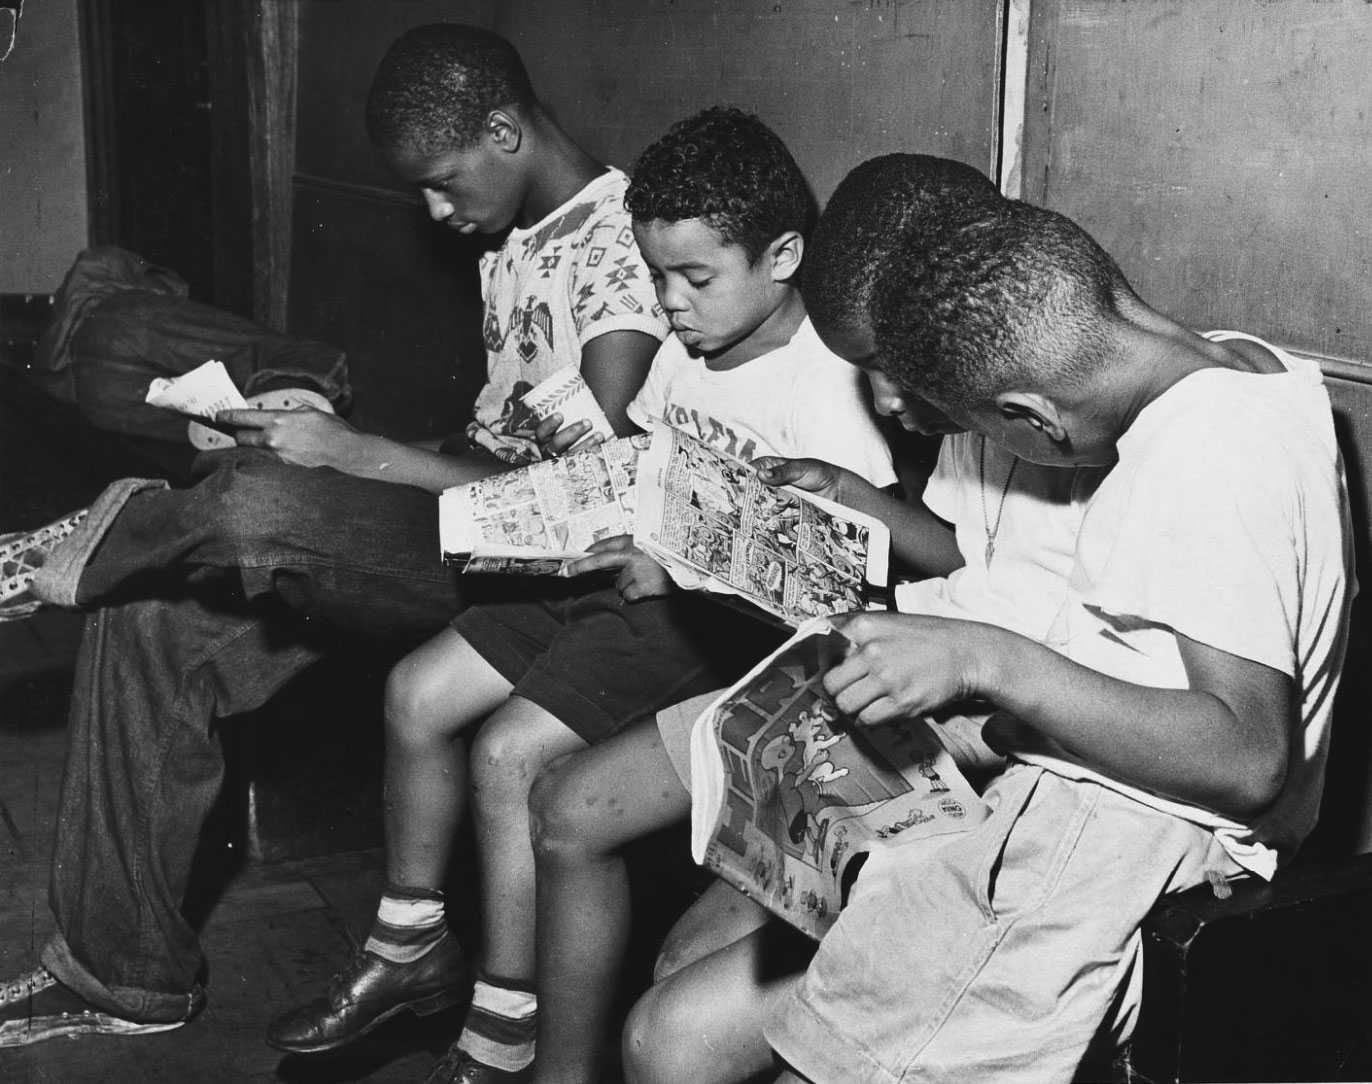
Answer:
[
  {"left": 803, "top": 154, "right": 1002, "bottom": 345},
  {"left": 365, "top": 24, "right": 536, "bottom": 157},
  {"left": 625, "top": 107, "right": 814, "bottom": 262},
  {"left": 871, "top": 200, "right": 1134, "bottom": 409}
]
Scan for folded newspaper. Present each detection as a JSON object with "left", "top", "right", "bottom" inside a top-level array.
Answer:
[
  {"left": 439, "top": 434, "right": 647, "bottom": 574},
  {"left": 519, "top": 366, "right": 615, "bottom": 446},
  {"left": 688, "top": 617, "right": 989, "bottom": 940},
  {"left": 145, "top": 359, "right": 250, "bottom": 420},
  {"left": 633, "top": 425, "right": 890, "bottom": 626}
]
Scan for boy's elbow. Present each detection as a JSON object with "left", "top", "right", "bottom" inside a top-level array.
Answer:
[{"left": 1224, "top": 745, "right": 1288, "bottom": 819}]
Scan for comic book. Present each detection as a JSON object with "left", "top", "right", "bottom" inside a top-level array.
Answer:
[
  {"left": 688, "top": 617, "right": 989, "bottom": 940},
  {"left": 633, "top": 425, "right": 891, "bottom": 627},
  {"left": 439, "top": 434, "right": 646, "bottom": 573},
  {"left": 519, "top": 366, "right": 615, "bottom": 446}
]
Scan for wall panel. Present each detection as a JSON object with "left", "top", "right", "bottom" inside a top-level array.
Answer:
[
  {"left": 0, "top": 0, "right": 87, "bottom": 292},
  {"left": 500, "top": 0, "right": 1004, "bottom": 203},
  {"left": 1021, "top": 1, "right": 1372, "bottom": 361}
]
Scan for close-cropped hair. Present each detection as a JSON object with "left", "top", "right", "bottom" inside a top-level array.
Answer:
[
  {"left": 624, "top": 106, "right": 814, "bottom": 262},
  {"left": 871, "top": 200, "right": 1133, "bottom": 409},
  {"left": 366, "top": 23, "right": 536, "bottom": 156},
  {"left": 803, "top": 153, "right": 1003, "bottom": 341}
]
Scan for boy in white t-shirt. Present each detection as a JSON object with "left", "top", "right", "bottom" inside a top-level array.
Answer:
[
  {"left": 637, "top": 199, "right": 1353, "bottom": 1084},
  {"left": 267, "top": 108, "right": 895, "bottom": 1083}
]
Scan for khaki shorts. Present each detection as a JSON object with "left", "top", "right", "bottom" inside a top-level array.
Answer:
[{"left": 766, "top": 763, "right": 1241, "bottom": 1084}]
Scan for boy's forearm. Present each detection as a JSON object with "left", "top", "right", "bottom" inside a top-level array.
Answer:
[
  {"left": 832, "top": 473, "right": 963, "bottom": 578},
  {"left": 972, "top": 626, "right": 1286, "bottom": 818},
  {"left": 341, "top": 433, "right": 507, "bottom": 493}
]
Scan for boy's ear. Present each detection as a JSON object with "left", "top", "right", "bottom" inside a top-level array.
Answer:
[
  {"left": 484, "top": 109, "right": 523, "bottom": 153},
  {"left": 993, "top": 391, "right": 1069, "bottom": 445},
  {"left": 766, "top": 230, "right": 804, "bottom": 284}
]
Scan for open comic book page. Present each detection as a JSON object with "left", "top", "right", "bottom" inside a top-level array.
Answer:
[
  {"left": 688, "top": 617, "right": 988, "bottom": 940},
  {"left": 633, "top": 425, "right": 891, "bottom": 626},
  {"left": 519, "top": 367, "right": 615, "bottom": 445},
  {"left": 439, "top": 434, "right": 647, "bottom": 573}
]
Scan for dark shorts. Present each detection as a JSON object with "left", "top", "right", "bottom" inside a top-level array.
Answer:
[{"left": 452, "top": 580, "right": 787, "bottom": 743}]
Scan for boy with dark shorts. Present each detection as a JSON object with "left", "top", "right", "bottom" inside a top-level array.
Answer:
[{"left": 266, "top": 108, "right": 895, "bottom": 1084}]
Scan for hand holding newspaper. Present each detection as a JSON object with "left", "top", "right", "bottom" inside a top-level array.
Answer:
[
  {"left": 632, "top": 425, "right": 890, "bottom": 626},
  {"left": 520, "top": 367, "right": 615, "bottom": 447},
  {"left": 438, "top": 423, "right": 892, "bottom": 622},
  {"left": 688, "top": 617, "right": 989, "bottom": 940}
]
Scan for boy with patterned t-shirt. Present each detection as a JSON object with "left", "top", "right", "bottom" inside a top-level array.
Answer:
[
  {"left": 0, "top": 23, "right": 665, "bottom": 1050},
  {"left": 469, "top": 168, "right": 664, "bottom": 465}
]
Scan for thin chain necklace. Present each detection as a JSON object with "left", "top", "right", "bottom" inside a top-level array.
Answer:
[{"left": 979, "top": 435, "right": 1019, "bottom": 566}]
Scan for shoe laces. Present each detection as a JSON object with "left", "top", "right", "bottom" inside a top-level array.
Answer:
[
  {"left": 325, "top": 949, "right": 375, "bottom": 1004},
  {"left": 0, "top": 965, "right": 56, "bottom": 1006}
]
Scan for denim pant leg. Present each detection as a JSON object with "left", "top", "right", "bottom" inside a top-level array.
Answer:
[
  {"left": 37, "top": 447, "right": 463, "bottom": 636},
  {"left": 40, "top": 591, "right": 329, "bottom": 1022}
]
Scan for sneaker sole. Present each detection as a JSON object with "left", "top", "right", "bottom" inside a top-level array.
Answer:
[{"left": 0, "top": 1012, "right": 186, "bottom": 1048}]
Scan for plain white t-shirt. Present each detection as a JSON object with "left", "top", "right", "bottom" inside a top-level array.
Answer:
[
  {"left": 627, "top": 316, "right": 896, "bottom": 488},
  {"left": 1020, "top": 332, "right": 1353, "bottom": 878}
]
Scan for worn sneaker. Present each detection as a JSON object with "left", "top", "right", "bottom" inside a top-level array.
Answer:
[
  {"left": 424, "top": 1042, "right": 533, "bottom": 1084},
  {"left": 0, "top": 964, "right": 187, "bottom": 1047},
  {"left": 0, "top": 509, "right": 88, "bottom": 621}
]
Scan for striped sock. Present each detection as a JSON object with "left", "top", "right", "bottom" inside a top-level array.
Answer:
[
  {"left": 457, "top": 973, "right": 537, "bottom": 1073},
  {"left": 362, "top": 883, "right": 448, "bottom": 964}
]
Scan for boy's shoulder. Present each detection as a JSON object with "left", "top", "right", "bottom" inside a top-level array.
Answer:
[
  {"left": 498, "top": 169, "right": 632, "bottom": 259},
  {"left": 1122, "top": 343, "right": 1335, "bottom": 481}
]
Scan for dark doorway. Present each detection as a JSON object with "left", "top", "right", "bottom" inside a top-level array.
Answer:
[{"left": 78, "top": 0, "right": 254, "bottom": 316}]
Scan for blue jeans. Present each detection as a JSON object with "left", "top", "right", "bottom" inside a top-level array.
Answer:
[{"left": 36, "top": 449, "right": 464, "bottom": 1021}]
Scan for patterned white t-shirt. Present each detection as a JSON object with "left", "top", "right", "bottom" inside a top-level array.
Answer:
[{"left": 468, "top": 168, "right": 667, "bottom": 464}]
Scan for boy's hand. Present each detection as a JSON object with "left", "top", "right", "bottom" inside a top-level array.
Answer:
[
  {"left": 565, "top": 534, "right": 674, "bottom": 602},
  {"left": 219, "top": 407, "right": 363, "bottom": 470},
  {"left": 824, "top": 612, "right": 988, "bottom": 726},
  {"left": 753, "top": 456, "right": 846, "bottom": 502},
  {"left": 535, "top": 413, "right": 603, "bottom": 459}
]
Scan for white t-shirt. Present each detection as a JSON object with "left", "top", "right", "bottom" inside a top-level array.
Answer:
[
  {"left": 1019, "top": 332, "right": 1353, "bottom": 878},
  {"left": 468, "top": 168, "right": 668, "bottom": 464},
  {"left": 896, "top": 434, "right": 1105, "bottom": 639},
  {"left": 627, "top": 316, "right": 897, "bottom": 488},
  {"left": 895, "top": 436, "right": 1104, "bottom": 770}
]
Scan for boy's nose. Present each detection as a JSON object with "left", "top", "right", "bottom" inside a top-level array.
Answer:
[
  {"left": 874, "top": 391, "right": 905, "bottom": 417},
  {"left": 421, "top": 189, "right": 454, "bottom": 223}
]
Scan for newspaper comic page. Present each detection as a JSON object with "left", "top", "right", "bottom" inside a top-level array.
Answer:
[
  {"left": 633, "top": 425, "right": 891, "bottom": 626},
  {"left": 439, "top": 434, "right": 646, "bottom": 572},
  {"left": 688, "top": 617, "right": 988, "bottom": 940}
]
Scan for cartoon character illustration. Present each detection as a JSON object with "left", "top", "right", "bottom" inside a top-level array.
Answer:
[{"left": 755, "top": 702, "right": 852, "bottom": 865}]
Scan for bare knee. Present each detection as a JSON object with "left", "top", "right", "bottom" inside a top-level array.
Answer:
[
  {"left": 622, "top": 984, "right": 704, "bottom": 1084},
  {"left": 384, "top": 653, "right": 463, "bottom": 750},
  {"left": 528, "top": 755, "right": 601, "bottom": 867},
  {"left": 469, "top": 715, "right": 547, "bottom": 816}
]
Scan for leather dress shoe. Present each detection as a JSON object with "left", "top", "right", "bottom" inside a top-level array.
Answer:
[
  {"left": 424, "top": 1041, "right": 532, "bottom": 1084},
  {"left": 266, "top": 935, "right": 467, "bottom": 1055}
]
